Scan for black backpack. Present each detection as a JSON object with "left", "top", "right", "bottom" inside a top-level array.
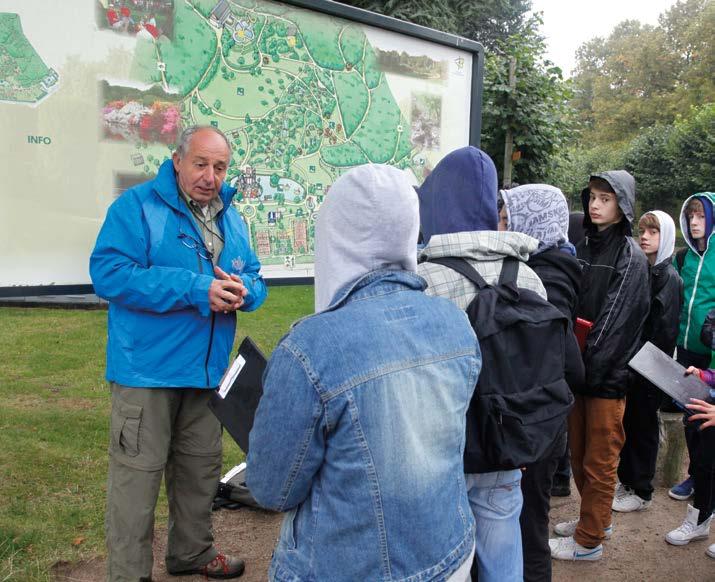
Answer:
[{"left": 428, "top": 256, "right": 574, "bottom": 472}]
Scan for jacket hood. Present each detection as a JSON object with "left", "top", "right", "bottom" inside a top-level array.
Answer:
[
  {"left": 154, "top": 159, "right": 237, "bottom": 210},
  {"left": 679, "top": 193, "right": 715, "bottom": 254},
  {"left": 580, "top": 170, "right": 636, "bottom": 235},
  {"left": 643, "top": 210, "right": 676, "bottom": 266},
  {"left": 314, "top": 164, "right": 419, "bottom": 312},
  {"left": 501, "top": 184, "right": 571, "bottom": 254},
  {"left": 417, "top": 147, "right": 498, "bottom": 243}
]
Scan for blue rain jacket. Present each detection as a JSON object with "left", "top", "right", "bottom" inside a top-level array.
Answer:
[{"left": 90, "top": 159, "right": 267, "bottom": 388}]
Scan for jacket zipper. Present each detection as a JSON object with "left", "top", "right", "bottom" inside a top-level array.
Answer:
[
  {"left": 683, "top": 254, "right": 705, "bottom": 350},
  {"left": 179, "top": 196, "right": 228, "bottom": 387}
]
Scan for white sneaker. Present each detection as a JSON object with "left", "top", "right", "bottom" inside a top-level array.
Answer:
[
  {"left": 612, "top": 492, "right": 652, "bottom": 513},
  {"left": 614, "top": 481, "right": 628, "bottom": 499},
  {"left": 554, "top": 518, "right": 612, "bottom": 540},
  {"left": 707, "top": 543, "right": 715, "bottom": 559},
  {"left": 665, "top": 504, "right": 712, "bottom": 545},
  {"left": 549, "top": 536, "right": 603, "bottom": 561}
]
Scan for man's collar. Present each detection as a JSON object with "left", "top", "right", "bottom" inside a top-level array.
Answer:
[{"left": 177, "top": 182, "right": 224, "bottom": 217}]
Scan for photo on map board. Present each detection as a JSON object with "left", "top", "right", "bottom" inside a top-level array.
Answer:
[
  {"left": 100, "top": 81, "right": 181, "bottom": 145},
  {"left": 113, "top": 172, "right": 154, "bottom": 198},
  {"left": 95, "top": 0, "right": 175, "bottom": 40},
  {"left": 411, "top": 92, "right": 442, "bottom": 151},
  {"left": 375, "top": 49, "right": 448, "bottom": 82}
]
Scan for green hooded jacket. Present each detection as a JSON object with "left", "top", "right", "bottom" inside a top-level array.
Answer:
[{"left": 676, "top": 192, "right": 715, "bottom": 360}]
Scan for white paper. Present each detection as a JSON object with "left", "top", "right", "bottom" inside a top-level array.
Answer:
[{"left": 218, "top": 354, "right": 246, "bottom": 399}]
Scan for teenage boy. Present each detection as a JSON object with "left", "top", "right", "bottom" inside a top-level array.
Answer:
[
  {"left": 550, "top": 172, "right": 650, "bottom": 561},
  {"left": 416, "top": 147, "right": 547, "bottom": 582},
  {"left": 613, "top": 211, "right": 682, "bottom": 513},
  {"left": 669, "top": 194, "right": 715, "bottom": 499}
]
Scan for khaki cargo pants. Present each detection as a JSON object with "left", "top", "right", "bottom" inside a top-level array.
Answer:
[{"left": 106, "top": 383, "right": 222, "bottom": 582}]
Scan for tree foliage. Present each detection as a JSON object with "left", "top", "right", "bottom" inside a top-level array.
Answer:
[
  {"left": 625, "top": 104, "right": 715, "bottom": 214},
  {"left": 571, "top": 0, "right": 715, "bottom": 144},
  {"left": 481, "top": 17, "right": 575, "bottom": 184},
  {"left": 548, "top": 104, "right": 714, "bottom": 212}
]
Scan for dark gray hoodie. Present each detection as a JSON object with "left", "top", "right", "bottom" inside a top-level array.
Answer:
[{"left": 575, "top": 171, "right": 650, "bottom": 398}]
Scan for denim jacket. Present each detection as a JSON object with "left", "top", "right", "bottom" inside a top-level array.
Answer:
[{"left": 247, "top": 269, "right": 480, "bottom": 582}]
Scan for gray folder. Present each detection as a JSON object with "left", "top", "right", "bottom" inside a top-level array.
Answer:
[{"left": 628, "top": 341, "right": 711, "bottom": 414}]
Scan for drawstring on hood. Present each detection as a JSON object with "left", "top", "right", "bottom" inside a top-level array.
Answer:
[
  {"left": 417, "top": 147, "right": 498, "bottom": 242},
  {"left": 501, "top": 184, "right": 574, "bottom": 255},
  {"left": 581, "top": 171, "right": 636, "bottom": 236},
  {"left": 314, "top": 164, "right": 419, "bottom": 313}
]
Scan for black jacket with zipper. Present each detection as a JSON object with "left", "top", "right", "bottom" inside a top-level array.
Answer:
[
  {"left": 644, "top": 259, "right": 683, "bottom": 356},
  {"left": 575, "top": 171, "right": 651, "bottom": 398}
]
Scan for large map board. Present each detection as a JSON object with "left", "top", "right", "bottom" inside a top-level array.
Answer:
[{"left": 0, "top": 0, "right": 483, "bottom": 295}]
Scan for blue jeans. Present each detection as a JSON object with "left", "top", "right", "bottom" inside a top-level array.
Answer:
[{"left": 466, "top": 470, "right": 523, "bottom": 582}]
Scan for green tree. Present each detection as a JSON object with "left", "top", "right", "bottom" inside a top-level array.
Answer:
[
  {"left": 481, "top": 18, "right": 575, "bottom": 184},
  {"left": 571, "top": 0, "right": 715, "bottom": 144}
]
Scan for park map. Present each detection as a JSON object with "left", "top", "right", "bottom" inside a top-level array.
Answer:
[{"left": 1, "top": 0, "right": 467, "bottom": 273}]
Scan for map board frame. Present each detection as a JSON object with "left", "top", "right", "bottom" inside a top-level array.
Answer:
[{"left": 0, "top": 0, "right": 484, "bottom": 298}]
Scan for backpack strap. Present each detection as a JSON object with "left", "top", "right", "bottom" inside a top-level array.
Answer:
[
  {"left": 497, "top": 257, "right": 520, "bottom": 286},
  {"left": 426, "top": 257, "right": 489, "bottom": 290}
]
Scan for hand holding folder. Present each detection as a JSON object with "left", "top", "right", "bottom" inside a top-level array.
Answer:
[{"left": 208, "top": 336, "right": 267, "bottom": 453}]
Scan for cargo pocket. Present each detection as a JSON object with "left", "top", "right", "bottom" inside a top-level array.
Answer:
[{"left": 111, "top": 401, "right": 143, "bottom": 458}]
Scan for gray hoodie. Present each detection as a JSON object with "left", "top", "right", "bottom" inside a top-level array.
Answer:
[{"left": 314, "top": 164, "right": 419, "bottom": 312}]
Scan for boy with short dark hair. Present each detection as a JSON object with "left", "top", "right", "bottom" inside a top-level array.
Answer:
[
  {"left": 613, "top": 211, "right": 682, "bottom": 513},
  {"left": 667, "top": 193, "right": 715, "bottom": 501},
  {"left": 550, "top": 172, "right": 650, "bottom": 561}
]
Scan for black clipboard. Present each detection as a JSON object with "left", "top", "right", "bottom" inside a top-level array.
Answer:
[
  {"left": 628, "top": 341, "right": 711, "bottom": 414},
  {"left": 208, "top": 336, "right": 267, "bottom": 453}
]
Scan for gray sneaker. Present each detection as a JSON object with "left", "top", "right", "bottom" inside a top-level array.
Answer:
[
  {"left": 612, "top": 492, "right": 652, "bottom": 513},
  {"left": 554, "top": 519, "right": 612, "bottom": 539}
]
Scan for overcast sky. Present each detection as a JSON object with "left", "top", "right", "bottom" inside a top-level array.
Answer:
[{"left": 530, "top": 0, "right": 680, "bottom": 76}]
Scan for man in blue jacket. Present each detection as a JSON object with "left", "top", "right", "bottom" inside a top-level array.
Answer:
[{"left": 90, "top": 125, "right": 266, "bottom": 581}]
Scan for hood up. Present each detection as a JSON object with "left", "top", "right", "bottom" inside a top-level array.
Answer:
[
  {"left": 644, "top": 210, "right": 676, "bottom": 266},
  {"left": 501, "top": 184, "right": 571, "bottom": 254},
  {"left": 679, "top": 193, "right": 715, "bottom": 254},
  {"left": 580, "top": 170, "right": 636, "bottom": 236},
  {"left": 417, "top": 147, "right": 498, "bottom": 243},
  {"left": 314, "top": 164, "right": 419, "bottom": 312}
]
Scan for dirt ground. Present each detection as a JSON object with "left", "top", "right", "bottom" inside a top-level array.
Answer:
[{"left": 54, "top": 484, "right": 714, "bottom": 582}]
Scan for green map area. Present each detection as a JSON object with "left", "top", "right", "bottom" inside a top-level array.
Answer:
[
  {"left": 113, "top": 0, "right": 421, "bottom": 267},
  {"left": 0, "top": 13, "right": 59, "bottom": 104}
]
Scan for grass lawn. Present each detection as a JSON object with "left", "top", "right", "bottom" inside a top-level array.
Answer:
[{"left": 0, "top": 285, "right": 313, "bottom": 581}]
